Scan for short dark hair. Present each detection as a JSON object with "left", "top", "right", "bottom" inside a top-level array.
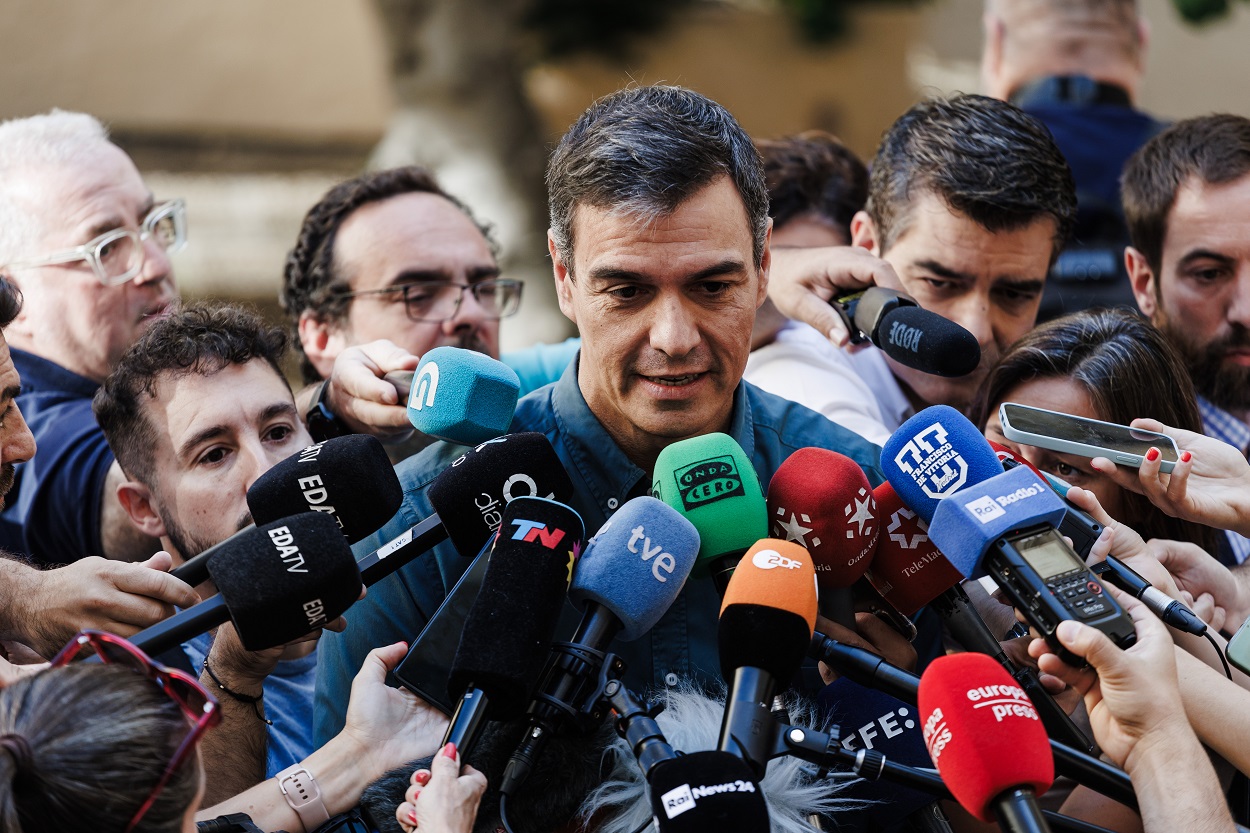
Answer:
[
  {"left": 756, "top": 131, "right": 867, "bottom": 238},
  {"left": 0, "top": 277, "right": 20, "bottom": 329},
  {"left": 279, "top": 166, "right": 498, "bottom": 385},
  {"left": 867, "top": 94, "right": 1076, "bottom": 260},
  {"left": 547, "top": 85, "right": 769, "bottom": 274},
  {"left": 970, "top": 307, "right": 1217, "bottom": 553},
  {"left": 1122, "top": 114, "right": 1250, "bottom": 276},
  {"left": 94, "top": 301, "right": 289, "bottom": 486}
]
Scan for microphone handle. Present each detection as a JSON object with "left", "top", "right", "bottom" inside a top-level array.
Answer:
[
  {"left": 442, "top": 687, "right": 490, "bottom": 754},
  {"left": 718, "top": 665, "right": 779, "bottom": 779},
  {"left": 993, "top": 787, "right": 1052, "bottom": 833},
  {"left": 357, "top": 513, "right": 449, "bottom": 586},
  {"left": 129, "top": 595, "right": 231, "bottom": 657},
  {"left": 170, "top": 528, "right": 255, "bottom": 586},
  {"left": 935, "top": 586, "right": 1093, "bottom": 753}
]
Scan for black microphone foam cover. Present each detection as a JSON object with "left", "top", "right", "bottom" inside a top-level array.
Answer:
[
  {"left": 428, "top": 432, "right": 574, "bottom": 557},
  {"left": 207, "top": 513, "right": 363, "bottom": 651},
  {"left": 876, "top": 305, "right": 981, "bottom": 378},
  {"left": 448, "top": 496, "right": 584, "bottom": 719},
  {"left": 718, "top": 603, "right": 813, "bottom": 684},
  {"left": 649, "top": 750, "right": 769, "bottom": 833},
  {"left": 246, "top": 435, "right": 403, "bottom": 544}
]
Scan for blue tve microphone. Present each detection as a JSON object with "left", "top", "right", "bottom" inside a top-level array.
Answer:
[
  {"left": 407, "top": 346, "right": 520, "bottom": 445},
  {"left": 818, "top": 677, "right": 938, "bottom": 825},
  {"left": 500, "top": 496, "right": 701, "bottom": 796}
]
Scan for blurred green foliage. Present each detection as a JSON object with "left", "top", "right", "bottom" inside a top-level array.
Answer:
[{"left": 1171, "top": 0, "right": 1249, "bottom": 23}]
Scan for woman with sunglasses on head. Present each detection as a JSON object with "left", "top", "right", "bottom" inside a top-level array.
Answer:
[{"left": 0, "top": 633, "right": 480, "bottom": 833}]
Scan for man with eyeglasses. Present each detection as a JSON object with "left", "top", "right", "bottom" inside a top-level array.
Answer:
[
  {"left": 281, "top": 166, "right": 571, "bottom": 457},
  {"left": 0, "top": 110, "right": 182, "bottom": 565}
]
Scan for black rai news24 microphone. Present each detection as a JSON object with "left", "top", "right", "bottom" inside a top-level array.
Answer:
[
  {"left": 442, "top": 496, "right": 585, "bottom": 756},
  {"left": 355, "top": 432, "right": 574, "bottom": 585},
  {"left": 718, "top": 539, "right": 818, "bottom": 777},
  {"left": 172, "top": 434, "right": 403, "bottom": 586},
  {"left": 649, "top": 750, "right": 770, "bottom": 833},
  {"left": 499, "top": 496, "right": 700, "bottom": 797},
  {"left": 833, "top": 287, "right": 981, "bottom": 378},
  {"left": 129, "top": 513, "right": 362, "bottom": 655}
]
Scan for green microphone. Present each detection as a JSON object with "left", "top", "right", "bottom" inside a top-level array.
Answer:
[{"left": 650, "top": 433, "right": 767, "bottom": 593}]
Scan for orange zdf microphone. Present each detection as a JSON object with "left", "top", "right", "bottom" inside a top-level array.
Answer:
[
  {"left": 918, "top": 653, "right": 1054, "bottom": 833},
  {"left": 766, "top": 448, "right": 878, "bottom": 627},
  {"left": 717, "top": 539, "right": 817, "bottom": 777}
]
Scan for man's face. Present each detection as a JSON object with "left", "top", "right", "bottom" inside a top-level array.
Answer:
[
  {"left": 6, "top": 143, "right": 177, "bottom": 383},
  {"left": 1129, "top": 174, "right": 1250, "bottom": 418},
  {"left": 309, "top": 192, "right": 502, "bottom": 374},
  {"left": 140, "top": 361, "right": 311, "bottom": 559},
  {"left": 0, "top": 333, "right": 36, "bottom": 507},
  {"left": 551, "top": 175, "right": 769, "bottom": 466},
  {"left": 851, "top": 192, "right": 1054, "bottom": 411}
]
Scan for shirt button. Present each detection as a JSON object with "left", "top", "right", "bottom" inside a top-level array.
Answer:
[
  {"left": 665, "top": 673, "right": 679, "bottom": 687},
  {"left": 607, "top": 498, "right": 619, "bottom": 510}
]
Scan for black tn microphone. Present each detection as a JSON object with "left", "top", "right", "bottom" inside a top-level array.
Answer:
[
  {"left": 1090, "top": 556, "right": 1206, "bottom": 636},
  {"left": 130, "top": 513, "right": 362, "bottom": 655},
  {"left": 833, "top": 287, "right": 981, "bottom": 377},
  {"left": 354, "top": 432, "right": 574, "bottom": 585},
  {"left": 442, "top": 496, "right": 584, "bottom": 756},
  {"left": 649, "top": 751, "right": 770, "bottom": 833},
  {"left": 498, "top": 497, "right": 699, "bottom": 797},
  {"left": 173, "top": 434, "right": 403, "bottom": 586},
  {"left": 808, "top": 633, "right": 1139, "bottom": 812}
]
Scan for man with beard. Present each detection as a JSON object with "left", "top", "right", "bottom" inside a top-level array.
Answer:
[
  {"left": 94, "top": 301, "right": 334, "bottom": 803},
  {"left": 1122, "top": 114, "right": 1250, "bottom": 565}
]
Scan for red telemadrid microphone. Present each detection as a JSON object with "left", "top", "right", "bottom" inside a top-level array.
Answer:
[
  {"left": 766, "top": 448, "right": 879, "bottom": 627},
  {"left": 918, "top": 653, "right": 1054, "bottom": 831},
  {"left": 863, "top": 481, "right": 963, "bottom": 616}
]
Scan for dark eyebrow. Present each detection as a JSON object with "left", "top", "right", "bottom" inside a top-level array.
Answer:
[
  {"left": 915, "top": 259, "right": 1044, "bottom": 293},
  {"left": 0, "top": 385, "right": 19, "bottom": 402},
  {"left": 1177, "top": 248, "right": 1236, "bottom": 269},
  {"left": 177, "top": 402, "right": 299, "bottom": 460},
  {"left": 586, "top": 258, "right": 746, "bottom": 284}
]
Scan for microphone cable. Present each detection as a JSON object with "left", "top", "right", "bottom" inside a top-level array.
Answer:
[{"left": 1204, "top": 630, "right": 1233, "bottom": 680}]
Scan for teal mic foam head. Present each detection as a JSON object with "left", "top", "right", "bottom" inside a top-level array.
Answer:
[{"left": 407, "top": 346, "right": 520, "bottom": 445}]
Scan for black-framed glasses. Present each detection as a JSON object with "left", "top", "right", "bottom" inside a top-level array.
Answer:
[
  {"left": 50, "top": 629, "right": 220, "bottom": 833},
  {"left": 336, "top": 278, "right": 523, "bottom": 322},
  {"left": 5, "top": 198, "right": 187, "bottom": 286}
]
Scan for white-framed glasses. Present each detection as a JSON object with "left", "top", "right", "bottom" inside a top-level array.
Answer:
[{"left": 5, "top": 199, "right": 187, "bottom": 286}]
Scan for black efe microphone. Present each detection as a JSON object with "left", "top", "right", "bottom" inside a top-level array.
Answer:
[{"left": 442, "top": 497, "right": 584, "bottom": 756}]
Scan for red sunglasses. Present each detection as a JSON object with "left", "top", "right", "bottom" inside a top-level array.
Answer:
[{"left": 50, "top": 630, "right": 221, "bottom": 833}]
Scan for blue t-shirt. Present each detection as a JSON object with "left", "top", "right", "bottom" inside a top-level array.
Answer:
[
  {"left": 184, "top": 631, "right": 317, "bottom": 778},
  {"left": 502, "top": 337, "right": 580, "bottom": 396},
  {"left": 0, "top": 350, "right": 113, "bottom": 563},
  {"left": 314, "top": 355, "right": 886, "bottom": 744}
]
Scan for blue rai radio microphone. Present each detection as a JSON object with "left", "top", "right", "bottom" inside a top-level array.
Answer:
[
  {"left": 407, "top": 345, "right": 520, "bottom": 445},
  {"left": 442, "top": 496, "right": 585, "bottom": 756},
  {"left": 881, "top": 407, "right": 1096, "bottom": 752},
  {"left": 499, "top": 496, "right": 700, "bottom": 796}
]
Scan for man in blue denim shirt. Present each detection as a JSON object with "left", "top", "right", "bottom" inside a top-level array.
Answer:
[{"left": 315, "top": 85, "right": 893, "bottom": 743}]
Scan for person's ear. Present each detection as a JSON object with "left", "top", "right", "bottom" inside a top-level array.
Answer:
[
  {"left": 298, "top": 311, "right": 349, "bottom": 381},
  {"left": 550, "top": 230, "right": 577, "bottom": 325},
  {"left": 755, "top": 218, "right": 773, "bottom": 309},
  {"left": 1125, "top": 247, "right": 1159, "bottom": 320},
  {"left": 850, "top": 211, "right": 881, "bottom": 256},
  {"left": 116, "top": 480, "right": 166, "bottom": 539}
]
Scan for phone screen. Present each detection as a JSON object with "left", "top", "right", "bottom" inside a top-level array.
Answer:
[{"left": 1001, "top": 403, "right": 1179, "bottom": 463}]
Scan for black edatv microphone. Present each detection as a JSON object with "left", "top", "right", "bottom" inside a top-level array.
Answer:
[
  {"left": 129, "top": 513, "right": 363, "bottom": 655},
  {"left": 172, "top": 434, "right": 403, "bottom": 586},
  {"left": 442, "top": 496, "right": 585, "bottom": 756},
  {"left": 498, "top": 497, "right": 699, "bottom": 797},
  {"left": 833, "top": 287, "right": 981, "bottom": 377}
]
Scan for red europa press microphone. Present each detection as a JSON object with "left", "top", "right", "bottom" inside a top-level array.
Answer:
[
  {"left": 766, "top": 448, "right": 879, "bottom": 626},
  {"left": 918, "top": 653, "right": 1054, "bottom": 831}
]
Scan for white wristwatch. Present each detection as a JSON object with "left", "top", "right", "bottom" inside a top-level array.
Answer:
[{"left": 276, "top": 764, "right": 331, "bottom": 833}]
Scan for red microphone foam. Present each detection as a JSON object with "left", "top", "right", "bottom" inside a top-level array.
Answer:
[
  {"left": 863, "top": 481, "right": 963, "bottom": 616},
  {"left": 766, "top": 448, "right": 879, "bottom": 592},
  {"left": 917, "top": 653, "right": 1054, "bottom": 822}
]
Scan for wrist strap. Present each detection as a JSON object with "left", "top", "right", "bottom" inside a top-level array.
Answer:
[
  {"left": 202, "top": 658, "right": 272, "bottom": 725},
  {"left": 276, "top": 764, "right": 331, "bottom": 833}
]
